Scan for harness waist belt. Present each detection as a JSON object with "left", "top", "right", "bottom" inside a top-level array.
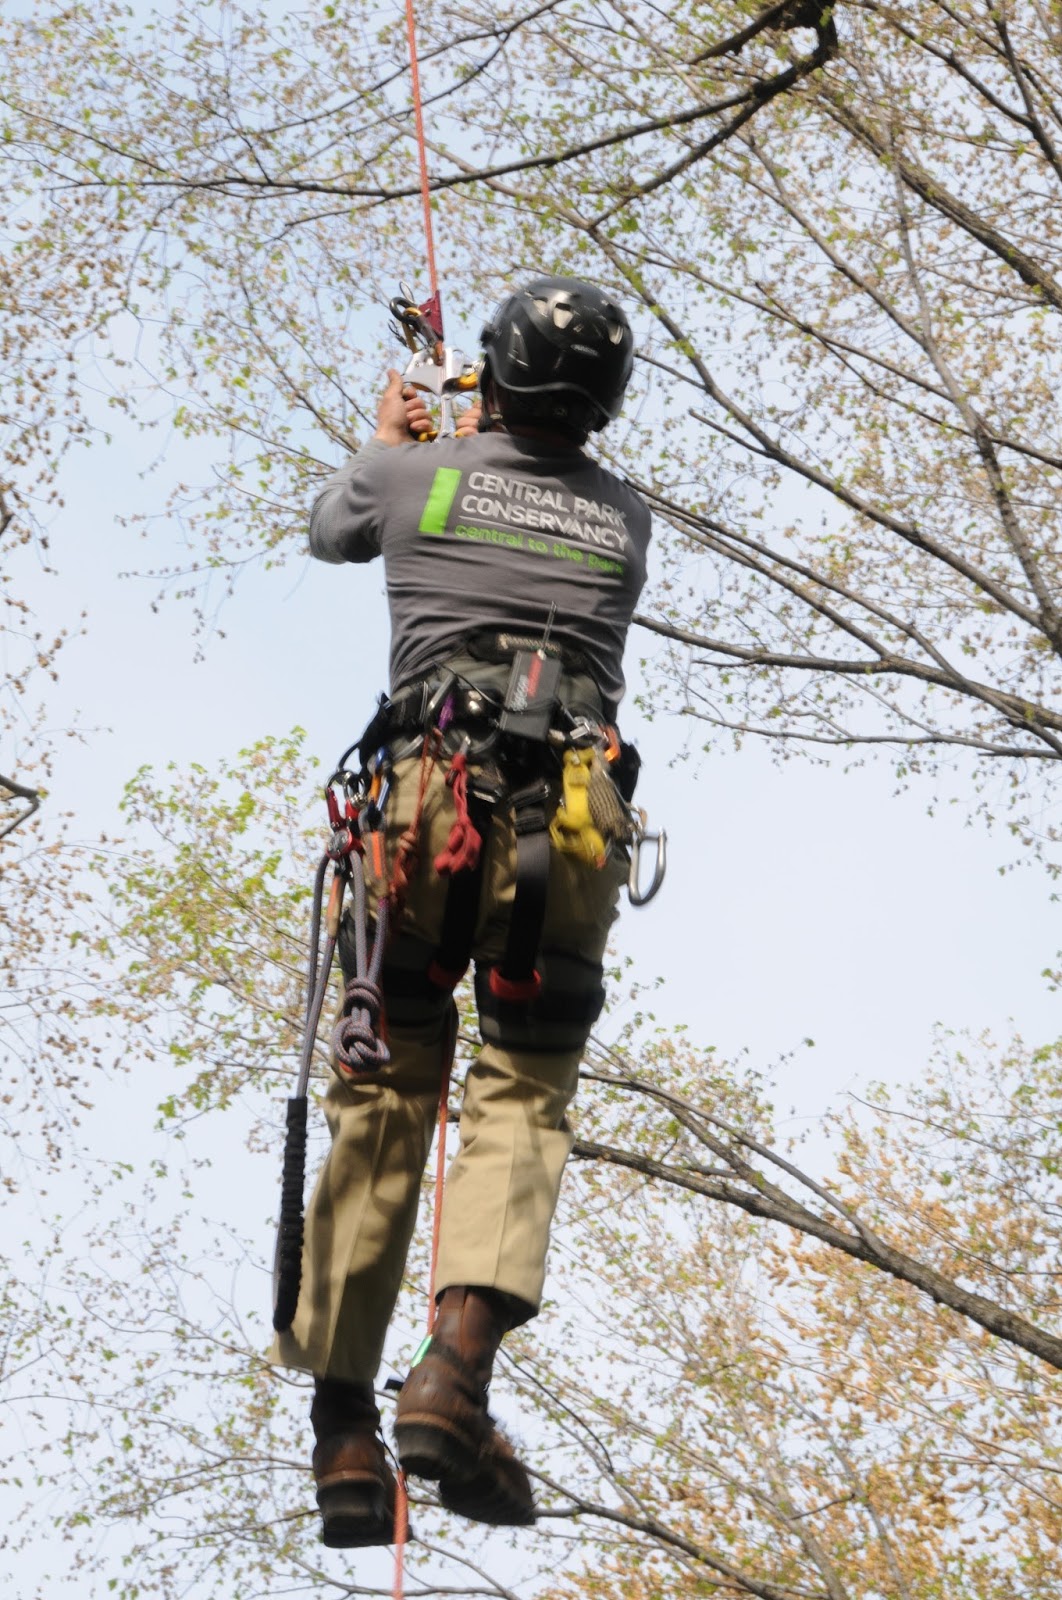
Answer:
[
  {"left": 466, "top": 629, "right": 590, "bottom": 674},
  {"left": 389, "top": 677, "right": 500, "bottom": 732}
]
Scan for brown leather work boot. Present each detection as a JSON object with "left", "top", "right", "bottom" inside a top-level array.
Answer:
[
  {"left": 394, "top": 1286, "right": 535, "bottom": 1527},
  {"left": 311, "top": 1377, "right": 398, "bottom": 1547}
]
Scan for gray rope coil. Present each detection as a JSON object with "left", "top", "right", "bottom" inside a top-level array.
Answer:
[{"left": 332, "top": 852, "right": 391, "bottom": 1075}]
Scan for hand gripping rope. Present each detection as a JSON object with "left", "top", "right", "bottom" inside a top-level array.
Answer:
[
  {"left": 386, "top": 0, "right": 481, "bottom": 443},
  {"left": 389, "top": 282, "right": 478, "bottom": 439}
]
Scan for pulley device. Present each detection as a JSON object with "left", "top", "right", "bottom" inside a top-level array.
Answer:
[{"left": 388, "top": 281, "right": 478, "bottom": 439}]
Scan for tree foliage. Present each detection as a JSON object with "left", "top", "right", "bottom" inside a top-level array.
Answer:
[
  {"left": 4, "top": 1, "right": 1062, "bottom": 851},
  {"left": 2, "top": 739, "right": 1055, "bottom": 1598},
  {"left": 531, "top": 1026, "right": 1062, "bottom": 1600}
]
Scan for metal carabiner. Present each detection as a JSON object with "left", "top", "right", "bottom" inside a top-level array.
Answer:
[
  {"left": 363, "top": 747, "right": 392, "bottom": 829},
  {"left": 323, "top": 777, "right": 362, "bottom": 863},
  {"left": 628, "top": 826, "right": 667, "bottom": 907}
]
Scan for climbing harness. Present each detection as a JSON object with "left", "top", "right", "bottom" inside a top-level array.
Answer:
[
  {"left": 364, "top": 646, "right": 665, "bottom": 1000},
  {"left": 272, "top": 656, "right": 665, "bottom": 1331}
]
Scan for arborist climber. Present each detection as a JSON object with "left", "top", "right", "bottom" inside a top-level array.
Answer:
[{"left": 272, "top": 276, "right": 652, "bottom": 1546}]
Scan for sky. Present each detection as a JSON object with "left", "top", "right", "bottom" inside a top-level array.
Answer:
[{"left": 3, "top": 0, "right": 1060, "bottom": 1588}]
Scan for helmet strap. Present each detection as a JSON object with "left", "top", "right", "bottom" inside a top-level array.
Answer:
[{"left": 493, "top": 385, "right": 595, "bottom": 445}]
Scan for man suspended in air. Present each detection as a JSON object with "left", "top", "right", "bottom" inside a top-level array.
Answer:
[{"left": 272, "top": 277, "right": 653, "bottom": 1545}]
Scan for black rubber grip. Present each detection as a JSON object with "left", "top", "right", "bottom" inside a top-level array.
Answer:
[{"left": 272, "top": 1096, "right": 308, "bottom": 1332}]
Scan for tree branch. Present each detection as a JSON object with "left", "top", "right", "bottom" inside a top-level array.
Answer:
[
  {"left": 574, "top": 1064, "right": 1062, "bottom": 1373},
  {"left": 0, "top": 773, "right": 42, "bottom": 840}
]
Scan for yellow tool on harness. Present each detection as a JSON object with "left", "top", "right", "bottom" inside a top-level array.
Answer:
[{"left": 550, "top": 748, "right": 609, "bottom": 867}]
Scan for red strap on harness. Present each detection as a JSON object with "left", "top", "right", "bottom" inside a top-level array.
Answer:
[
  {"left": 433, "top": 750, "right": 482, "bottom": 876},
  {"left": 488, "top": 966, "right": 542, "bottom": 1003},
  {"left": 427, "top": 958, "right": 469, "bottom": 992}
]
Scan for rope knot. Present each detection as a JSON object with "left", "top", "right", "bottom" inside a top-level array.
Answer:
[
  {"left": 342, "top": 975, "right": 384, "bottom": 1027},
  {"left": 435, "top": 749, "right": 482, "bottom": 875},
  {"left": 334, "top": 981, "right": 391, "bottom": 1075},
  {"left": 331, "top": 873, "right": 392, "bottom": 1077}
]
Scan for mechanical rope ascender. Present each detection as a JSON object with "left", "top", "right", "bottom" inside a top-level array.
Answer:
[{"left": 388, "top": 282, "right": 479, "bottom": 440}]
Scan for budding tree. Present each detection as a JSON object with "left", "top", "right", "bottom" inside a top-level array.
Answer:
[
  {"left": 1, "top": 3, "right": 1060, "bottom": 1594},
  {"left": 4, "top": 1, "right": 1060, "bottom": 849},
  {"left": 3, "top": 740, "right": 1052, "bottom": 1599}
]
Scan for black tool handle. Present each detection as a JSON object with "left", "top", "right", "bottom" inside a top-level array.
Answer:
[{"left": 272, "top": 1096, "right": 309, "bottom": 1332}]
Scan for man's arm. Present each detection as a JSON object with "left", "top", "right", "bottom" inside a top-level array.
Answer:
[
  {"left": 309, "top": 372, "right": 481, "bottom": 563},
  {"left": 308, "top": 439, "right": 392, "bottom": 564},
  {"left": 308, "top": 371, "right": 412, "bottom": 564}
]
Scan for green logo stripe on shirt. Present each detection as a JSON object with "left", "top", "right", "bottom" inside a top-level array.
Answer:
[{"left": 418, "top": 466, "right": 462, "bottom": 535}]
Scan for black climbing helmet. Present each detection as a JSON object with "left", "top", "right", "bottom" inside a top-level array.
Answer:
[{"left": 479, "top": 276, "right": 635, "bottom": 434}]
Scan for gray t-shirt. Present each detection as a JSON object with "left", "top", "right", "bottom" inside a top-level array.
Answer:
[{"left": 309, "top": 430, "right": 651, "bottom": 712}]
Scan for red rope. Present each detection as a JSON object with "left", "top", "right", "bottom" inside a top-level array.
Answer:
[
  {"left": 433, "top": 750, "right": 482, "bottom": 875},
  {"left": 392, "top": 1472, "right": 410, "bottom": 1599},
  {"left": 391, "top": 4, "right": 451, "bottom": 1584},
  {"left": 403, "top": 0, "right": 439, "bottom": 303},
  {"left": 392, "top": 876, "right": 457, "bottom": 1593},
  {"left": 428, "top": 1005, "right": 457, "bottom": 1326}
]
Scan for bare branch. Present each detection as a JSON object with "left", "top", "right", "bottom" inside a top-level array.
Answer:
[
  {"left": 0, "top": 773, "right": 42, "bottom": 840},
  {"left": 575, "top": 1061, "right": 1062, "bottom": 1373}
]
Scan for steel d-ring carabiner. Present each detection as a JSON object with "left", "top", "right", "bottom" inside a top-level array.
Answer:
[{"left": 628, "top": 826, "right": 667, "bottom": 906}]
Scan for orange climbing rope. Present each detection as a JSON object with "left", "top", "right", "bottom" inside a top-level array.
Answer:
[
  {"left": 393, "top": 1023, "right": 455, "bottom": 1599},
  {"left": 390, "top": 11, "right": 451, "bottom": 1593},
  {"left": 428, "top": 1021, "right": 455, "bottom": 1323},
  {"left": 403, "top": 0, "right": 439, "bottom": 308}
]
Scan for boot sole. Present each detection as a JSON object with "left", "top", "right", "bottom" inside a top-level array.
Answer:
[
  {"left": 394, "top": 1416, "right": 477, "bottom": 1482},
  {"left": 317, "top": 1479, "right": 398, "bottom": 1548},
  {"left": 440, "top": 1469, "right": 536, "bottom": 1528},
  {"left": 396, "top": 1419, "right": 535, "bottom": 1527}
]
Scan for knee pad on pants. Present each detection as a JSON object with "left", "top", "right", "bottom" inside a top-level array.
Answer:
[{"left": 475, "top": 947, "right": 605, "bottom": 1054}]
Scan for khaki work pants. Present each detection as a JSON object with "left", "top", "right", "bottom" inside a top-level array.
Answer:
[{"left": 272, "top": 753, "right": 626, "bottom": 1383}]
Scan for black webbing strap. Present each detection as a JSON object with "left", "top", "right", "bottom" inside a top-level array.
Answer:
[
  {"left": 428, "top": 787, "right": 494, "bottom": 991},
  {"left": 489, "top": 776, "right": 552, "bottom": 1002}
]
